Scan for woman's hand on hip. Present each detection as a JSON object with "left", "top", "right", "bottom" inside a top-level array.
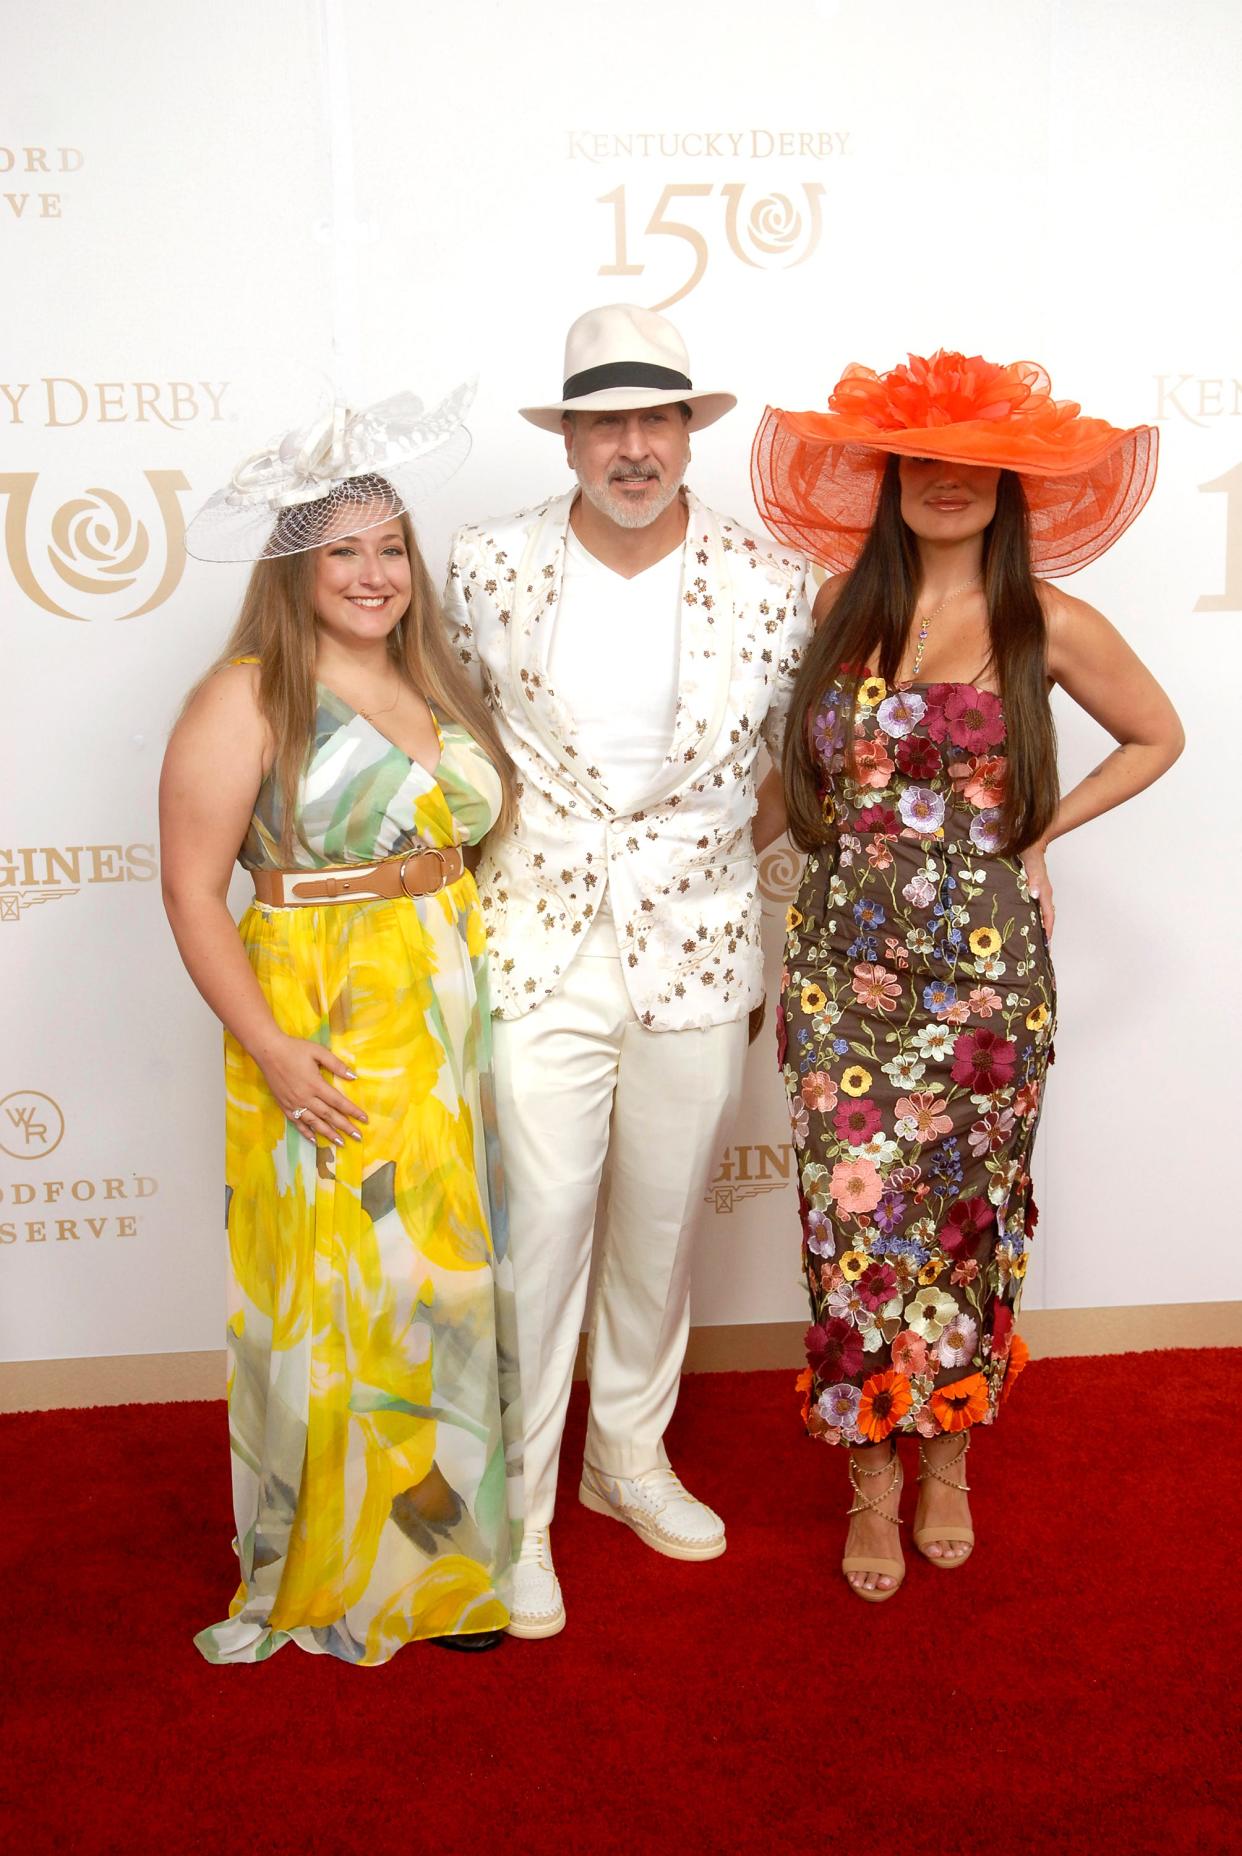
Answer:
[
  {"left": 1020, "top": 842, "right": 1055, "bottom": 943},
  {"left": 256, "top": 1035, "right": 368, "bottom": 1147}
]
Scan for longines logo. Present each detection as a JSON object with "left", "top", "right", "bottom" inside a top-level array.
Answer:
[
  {"left": 707, "top": 1142, "right": 795, "bottom": 1214},
  {"left": 0, "top": 843, "right": 157, "bottom": 923},
  {"left": 0, "top": 471, "right": 191, "bottom": 619},
  {"left": 1, "top": 378, "right": 230, "bottom": 427},
  {"left": 1, "top": 143, "right": 82, "bottom": 220}
]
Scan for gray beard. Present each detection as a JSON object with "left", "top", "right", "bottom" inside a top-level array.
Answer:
[{"left": 574, "top": 465, "right": 686, "bottom": 530}]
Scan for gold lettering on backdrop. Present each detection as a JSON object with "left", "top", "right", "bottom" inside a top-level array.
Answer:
[
  {"left": 597, "top": 182, "right": 827, "bottom": 310},
  {"left": 0, "top": 844, "right": 156, "bottom": 923},
  {"left": 1155, "top": 374, "right": 1242, "bottom": 427},
  {"left": 569, "top": 130, "right": 851, "bottom": 163},
  {"left": 2, "top": 193, "right": 62, "bottom": 219},
  {"left": 1196, "top": 461, "right": 1242, "bottom": 612},
  {"left": 0, "top": 470, "right": 190, "bottom": 619},
  {"left": 0, "top": 146, "right": 83, "bottom": 172},
  {"left": 0, "top": 145, "right": 83, "bottom": 220},
  {"left": 0, "top": 1096, "right": 159, "bottom": 1243},
  {"left": 0, "top": 379, "right": 231, "bottom": 428},
  {"left": 707, "top": 1142, "right": 795, "bottom": 1213}
]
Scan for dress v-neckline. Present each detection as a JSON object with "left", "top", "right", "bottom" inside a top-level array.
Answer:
[{"left": 317, "top": 681, "right": 445, "bottom": 782}]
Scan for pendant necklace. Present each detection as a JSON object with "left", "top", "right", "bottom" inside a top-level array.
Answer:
[
  {"left": 357, "top": 683, "right": 402, "bottom": 722},
  {"left": 906, "top": 574, "right": 982, "bottom": 682}
]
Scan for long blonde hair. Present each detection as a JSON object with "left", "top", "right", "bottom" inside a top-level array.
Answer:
[{"left": 196, "top": 493, "right": 516, "bottom": 854}]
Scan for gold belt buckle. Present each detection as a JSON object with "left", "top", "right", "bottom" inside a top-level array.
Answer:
[{"left": 398, "top": 847, "right": 450, "bottom": 898}]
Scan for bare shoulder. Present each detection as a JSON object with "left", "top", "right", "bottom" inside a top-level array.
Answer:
[
  {"left": 812, "top": 569, "right": 850, "bottom": 629},
  {"left": 184, "top": 657, "right": 262, "bottom": 719},
  {"left": 171, "top": 659, "right": 267, "bottom": 756},
  {"left": 1036, "top": 579, "right": 1119, "bottom": 677}
]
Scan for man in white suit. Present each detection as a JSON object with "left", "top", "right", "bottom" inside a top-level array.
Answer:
[{"left": 443, "top": 304, "right": 811, "bottom": 1637}]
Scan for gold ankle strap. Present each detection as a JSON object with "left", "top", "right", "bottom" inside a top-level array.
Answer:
[
  {"left": 917, "top": 1434, "right": 971, "bottom": 1492},
  {"left": 847, "top": 1452, "right": 903, "bottom": 1525}
]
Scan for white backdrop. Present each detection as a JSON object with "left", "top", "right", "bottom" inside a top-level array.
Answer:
[{"left": 3, "top": 0, "right": 1239, "bottom": 1364}]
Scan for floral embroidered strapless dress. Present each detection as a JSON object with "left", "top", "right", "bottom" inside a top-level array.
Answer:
[
  {"left": 197, "top": 681, "right": 521, "bottom": 1664},
  {"left": 780, "top": 677, "right": 1055, "bottom": 1445}
]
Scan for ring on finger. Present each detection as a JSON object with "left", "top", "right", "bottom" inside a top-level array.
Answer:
[{"left": 290, "top": 1107, "right": 310, "bottom": 1122}]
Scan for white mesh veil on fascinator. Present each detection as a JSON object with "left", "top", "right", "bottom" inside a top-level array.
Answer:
[{"left": 183, "top": 385, "right": 475, "bottom": 563}]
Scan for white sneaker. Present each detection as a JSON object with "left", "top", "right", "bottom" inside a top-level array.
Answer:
[
  {"left": 506, "top": 1526, "right": 566, "bottom": 1639},
  {"left": 579, "top": 1462, "right": 726, "bottom": 1561}
]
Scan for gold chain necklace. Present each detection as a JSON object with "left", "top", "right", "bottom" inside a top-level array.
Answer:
[
  {"left": 356, "top": 681, "right": 402, "bottom": 722},
  {"left": 907, "top": 574, "right": 982, "bottom": 681}
]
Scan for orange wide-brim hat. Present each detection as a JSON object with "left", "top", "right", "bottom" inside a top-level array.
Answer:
[{"left": 751, "top": 350, "right": 1158, "bottom": 577}]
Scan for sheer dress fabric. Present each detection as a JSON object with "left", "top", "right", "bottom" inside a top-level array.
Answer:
[{"left": 197, "top": 673, "right": 520, "bottom": 1665}]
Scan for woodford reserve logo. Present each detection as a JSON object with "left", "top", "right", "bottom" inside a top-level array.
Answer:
[
  {"left": 0, "top": 842, "right": 156, "bottom": 924},
  {"left": 0, "top": 142, "right": 82, "bottom": 221},
  {"left": 0, "top": 1091, "right": 158, "bottom": 1246},
  {"left": 571, "top": 125, "right": 851, "bottom": 310}
]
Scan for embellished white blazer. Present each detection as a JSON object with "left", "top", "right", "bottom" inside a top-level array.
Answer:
[{"left": 442, "top": 489, "right": 811, "bottom": 1030}]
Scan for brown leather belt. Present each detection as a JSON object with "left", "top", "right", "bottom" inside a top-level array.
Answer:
[{"left": 252, "top": 844, "right": 465, "bottom": 907}]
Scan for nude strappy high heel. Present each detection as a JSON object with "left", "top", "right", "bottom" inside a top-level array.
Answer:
[
  {"left": 914, "top": 1434, "right": 974, "bottom": 1568},
  {"left": 842, "top": 1450, "right": 905, "bottom": 1603}
]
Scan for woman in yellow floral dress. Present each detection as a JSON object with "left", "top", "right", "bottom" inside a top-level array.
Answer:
[
  {"left": 161, "top": 392, "right": 521, "bottom": 1662},
  {"left": 752, "top": 351, "right": 1184, "bottom": 1602}
]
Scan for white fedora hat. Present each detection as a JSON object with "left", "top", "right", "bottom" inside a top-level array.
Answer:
[{"left": 520, "top": 303, "right": 736, "bottom": 433}]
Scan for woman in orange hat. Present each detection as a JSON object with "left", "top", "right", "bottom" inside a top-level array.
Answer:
[{"left": 751, "top": 352, "right": 1183, "bottom": 1602}]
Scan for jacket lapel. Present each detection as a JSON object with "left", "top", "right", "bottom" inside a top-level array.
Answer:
[
  {"left": 508, "top": 492, "right": 613, "bottom": 813},
  {"left": 633, "top": 492, "right": 735, "bottom": 812}
]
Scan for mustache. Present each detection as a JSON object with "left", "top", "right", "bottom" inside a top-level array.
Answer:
[{"left": 609, "top": 465, "right": 662, "bottom": 482}]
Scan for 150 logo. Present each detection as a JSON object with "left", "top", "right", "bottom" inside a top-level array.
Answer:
[{"left": 598, "top": 182, "right": 827, "bottom": 310}]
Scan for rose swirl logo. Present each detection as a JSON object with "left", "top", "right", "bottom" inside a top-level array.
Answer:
[
  {"left": 722, "top": 183, "right": 826, "bottom": 270},
  {"left": 0, "top": 470, "right": 190, "bottom": 620},
  {"left": 758, "top": 841, "right": 803, "bottom": 907},
  {"left": 48, "top": 486, "right": 150, "bottom": 594}
]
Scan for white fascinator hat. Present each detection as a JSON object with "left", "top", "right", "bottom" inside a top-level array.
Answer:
[{"left": 184, "top": 384, "right": 474, "bottom": 562}]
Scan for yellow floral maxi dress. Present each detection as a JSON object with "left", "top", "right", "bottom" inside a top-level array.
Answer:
[{"left": 196, "top": 685, "right": 521, "bottom": 1665}]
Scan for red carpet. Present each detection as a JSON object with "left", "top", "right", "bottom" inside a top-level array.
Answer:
[{"left": 3, "top": 1351, "right": 1237, "bottom": 1855}]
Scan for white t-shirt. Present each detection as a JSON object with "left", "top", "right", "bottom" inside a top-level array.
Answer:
[{"left": 548, "top": 527, "right": 683, "bottom": 818}]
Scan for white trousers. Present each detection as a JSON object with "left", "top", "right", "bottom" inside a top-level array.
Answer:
[{"left": 492, "top": 917, "right": 748, "bottom": 1528}]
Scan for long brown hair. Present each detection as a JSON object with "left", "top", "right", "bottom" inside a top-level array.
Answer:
[
  {"left": 196, "top": 486, "right": 516, "bottom": 854},
  {"left": 783, "top": 458, "right": 1057, "bottom": 856}
]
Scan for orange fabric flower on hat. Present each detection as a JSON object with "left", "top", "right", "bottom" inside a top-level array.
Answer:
[
  {"left": 829, "top": 352, "right": 1049, "bottom": 434},
  {"left": 857, "top": 1369, "right": 913, "bottom": 1442},
  {"left": 929, "top": 1371, "right": 990, "bottom": 1432}
]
